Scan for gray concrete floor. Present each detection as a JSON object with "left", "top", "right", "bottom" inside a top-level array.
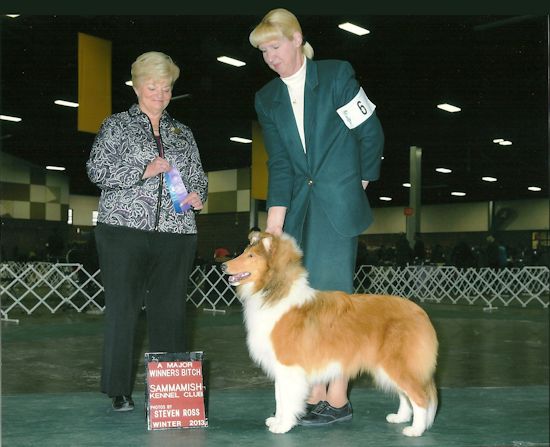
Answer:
[{"left": 1, "top": 303, "right": 549, "bottom": 446}]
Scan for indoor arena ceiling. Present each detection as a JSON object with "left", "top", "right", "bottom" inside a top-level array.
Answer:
[{"left": 1, "top": 13, "right": 548, "bottom": 207}]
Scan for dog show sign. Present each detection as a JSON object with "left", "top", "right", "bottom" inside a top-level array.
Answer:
[{"left": 145, "top": 351, "right": 208, "bottom": 430}]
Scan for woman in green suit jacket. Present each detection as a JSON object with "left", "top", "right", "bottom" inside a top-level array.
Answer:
[{"left": 250, "top": 9, "right": 384, "bottom": 426}]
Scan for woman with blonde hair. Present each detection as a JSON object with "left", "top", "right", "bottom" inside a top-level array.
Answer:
[
  {"left": 250, "top": 9, "right": 384, "bottom": 427},
  {"left": 87, "top": 51, "right": 208, "bottom": 412}
]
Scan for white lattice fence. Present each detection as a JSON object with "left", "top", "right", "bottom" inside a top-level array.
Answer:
[
  {"left": 357, "top": 265, "right": 549, "bottom": 308},
  {"left": 1, "top": 262, "right": 548, "bottom": 320},
  {"left": 187, "top": 264, "right": 237, "bottom": 309},
  {"left": 0, "top": 262, "right": 104, "bottom": 318}
]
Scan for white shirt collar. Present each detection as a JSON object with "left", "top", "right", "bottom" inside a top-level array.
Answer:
[{"left": 281, "top": 55, "right": 307, "bottom": 85}]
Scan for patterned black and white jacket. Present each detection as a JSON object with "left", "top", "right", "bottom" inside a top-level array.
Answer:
[{"left": 86, "top": 104, "right": 208, "bottom": 234}]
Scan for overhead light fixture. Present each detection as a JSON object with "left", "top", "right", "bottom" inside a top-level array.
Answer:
[
  {"left": 46, "top": 165, "right": 66, "bottom": 171},
  {"left": 338, "top": 22, "right": 370, "bottom": 36},
  {"left": 482, "top": 176, "right": 497, "bottom": 182},
  {"left": 451, "top": 191, "right": 466, "bottom": 196},
  {"left": 1, "top": 114, "right": 22, "bottom": 122},
  {"left": 230, "top": 137, "right": 252, "bottom": 144},
  {"left": 379, "top": 196, "right": 392, "bottom": 201},
  {"left": 528, "top": 186, "right": 542, "bottom": 192},
  {"left": 402, "top": 182, "right": 411, "bottom": 188},
  {"left": 437, "top": 103, "right": 461, "bottom": 113},
  {"left": 6, "top": 15, "right": 20, "bottom": 18},
  {"left": 171, "top": 94, "right": 191, "bottom": 101},
  {"left": 492, "top": 138, "right": 512, "bottom": 146},
  {"left": 435, "top": 167, "right": 452, "bottom": 174},
  {"left": 217, "top": 56, "right": 246, "bottom": 67},
  {"left": 54, "top": 100, "right": 79, "bottom": 108}
]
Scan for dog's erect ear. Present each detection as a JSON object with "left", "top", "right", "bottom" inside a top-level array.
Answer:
[
  {"left": 261, "top": 234, "right": 273, "bottom": 253},
  {"left": 249, "top": 231, "right": 261, "bottom": 245}
]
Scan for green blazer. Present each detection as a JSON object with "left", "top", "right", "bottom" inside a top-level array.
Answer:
[{"left": 255, "top": 59, "right": 384, "bottom": 242}]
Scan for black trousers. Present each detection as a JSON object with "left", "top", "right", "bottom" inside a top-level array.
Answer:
[{"left": 94, "top": 223, "right": 197, "bottom": 397}]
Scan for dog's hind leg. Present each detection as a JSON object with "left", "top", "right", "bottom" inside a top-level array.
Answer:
[
  {"left": 265, "top": 365, "right": 309, "bottom": 434},
  {"left": 424, "top": 379, "right": 438, "bottom": 429},
  {"left": 399, "top": 381, "right": 438, "bottom": 437},
  {"left": 375, "top": 367, "right": 433, "bottom": 437},
  {"left": 402, "top": 398, "right": 428, "bottom": 437},
  {"left": 401, "top": 377, "right": 438, "bottom": 436},
  {"left": 386, "top": 392, "right": 412, "bottom": 424}
]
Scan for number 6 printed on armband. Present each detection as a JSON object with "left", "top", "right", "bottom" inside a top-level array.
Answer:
[
  {"left": 357, "top": 100, "right": 369, "bottom": 115},
  {"left": 337, "top": 87, "right": 376, "bottom": 129}
]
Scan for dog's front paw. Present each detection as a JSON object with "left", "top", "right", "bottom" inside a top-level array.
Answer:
[{"left": 264, "top": 416, "right": 295, "bottom": 434}]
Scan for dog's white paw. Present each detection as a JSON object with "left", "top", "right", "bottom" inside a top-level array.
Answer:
[
  {"left": 402, "top": 425, "right": 425, "bottom": 437},
  {"left": 264, "top": 416, "right": 295, "bottom": 434},
  {"left": 386, "top": 413, "right": 411, "bottom": 424}
]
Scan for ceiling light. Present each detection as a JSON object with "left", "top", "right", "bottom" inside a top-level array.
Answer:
[
  {"left": 217, "top": 56, "right": 246, "bottom": 67},
  {"left": 1, "top": 114, "right": 22, "bottom": 122},
  {"left": 54, "top": 100, "right": 79, "bottom": 108},
  {"left": 230, "top": 137, "right": 252, "bottom": 144},
  {"left": 436, "top": 167, "right": 452, "bottom": 174},
  {"left": 338, "top": 22, "right": 370, "bottom": 36},
  {"left": 46, "top": 166, "right": 66, "bottom": 171},
  {"left": 498, "top": 140, "right": 512, "bottom": 146},
  {"left": 171, "top": 94, "right": 191, "bottom": 101},
  {"left": 482, "top": 176, "right": 497, "bottom": 182},
  {"left": 451, "top": 191, "right": 466, "bottom": 196},
  {"left": 528, "top": 186, "right": 542, "bottom": 192},
  {"left": 379, "top": 196, "right": 392, "bottom": 201},
  {"left": 492, "top": 138, "right": 504, "bottom": 143},
  {"left": 6, "top": 15, "right": 20, "bottom": 18},
  {"left": 402, "top": 182, "right": 411, "bottom": 188},
  {"left": 437, "top": 103, "right": 461, "bottom": 113}
]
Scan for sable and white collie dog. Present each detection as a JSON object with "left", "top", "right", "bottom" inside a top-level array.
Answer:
[{"left": 222, "top": 232, "right": 438, "bottom": 436}]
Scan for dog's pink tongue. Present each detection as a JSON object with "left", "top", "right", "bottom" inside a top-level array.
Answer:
[{"left": 228, "top": 272, "right": 250, "bottom": 285}]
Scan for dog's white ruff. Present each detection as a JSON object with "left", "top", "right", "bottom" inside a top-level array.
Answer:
[{"left": 241, "top": 275, "right": 317, "bottom": 433}]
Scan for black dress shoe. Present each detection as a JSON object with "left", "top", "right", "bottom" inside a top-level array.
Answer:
[
  {"left": 298, "top": 401, "right": 353, "bottom": 426},
  {"left": 112, "top": 395, "right": 134, "bottom": 412},
  {"left": 304, "top": 402, "right": 318, "bottom": 414}
]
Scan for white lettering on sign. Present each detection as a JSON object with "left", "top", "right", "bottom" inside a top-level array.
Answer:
[
  {"left": 151, "top": 420, "right": 183, "bottom": 428},
  {"left": 149, "top": 382, "right": 203, "bottom": 393}
]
